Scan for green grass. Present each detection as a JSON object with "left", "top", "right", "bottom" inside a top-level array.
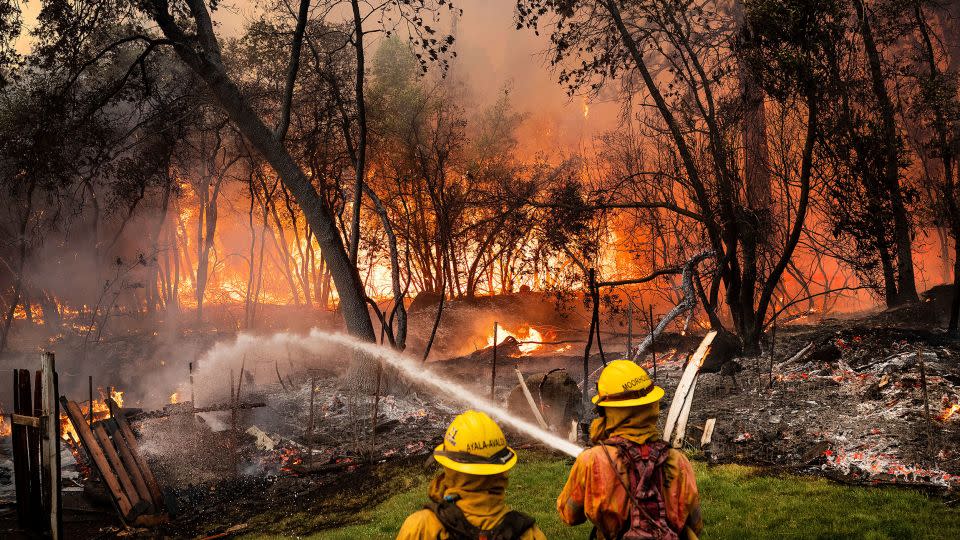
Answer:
[{"left": 243, "top": 454, "right": 960, "bottom": 539}]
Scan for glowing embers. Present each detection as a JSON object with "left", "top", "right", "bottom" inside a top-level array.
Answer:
[{"left": 486, "top": 325, "right": 544, "bottom": 355}]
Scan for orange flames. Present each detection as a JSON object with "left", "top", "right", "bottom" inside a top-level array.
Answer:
[
  {"left": 0, "top": 406, "right": 10, "bottom": 437},
  {"left": 279, "top": 447, "right": 302, "bottom": 473},
  {"left": 169, "top": 392, "right": 180, "bottom": 404},
  {"left": 940, "top": 403, "right": 960, "bottom": 422},
  {"left": 487, "top": 325, "right": 545, "bottom": 355},
  {"left": 60, "top": 388, "right": 125, "bottom": 443}
]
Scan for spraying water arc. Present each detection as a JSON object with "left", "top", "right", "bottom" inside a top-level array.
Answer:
[
  {"left": 310, "top": 330, "right": 585, "bottom": 458},
  {"left": 184, "top": 328, "right": 584, "bottom": 458}
]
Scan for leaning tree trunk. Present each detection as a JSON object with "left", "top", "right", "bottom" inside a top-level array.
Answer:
[{"left": 149, "top": 1, "right": 376, "bottom": 345}]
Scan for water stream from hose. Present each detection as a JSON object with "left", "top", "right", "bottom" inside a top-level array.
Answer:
[
  {"left": 313, "top": 330, "right": 585, "bottom": 458},
  {"left": 186, "top": 328, "right": 584, "bottom": 458}
]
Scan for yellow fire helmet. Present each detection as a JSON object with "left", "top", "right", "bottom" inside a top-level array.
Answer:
[
  {"left": 592, "top": 359, "right": 665, "bottom": 407},
  {"left": 433, "top": 410, "right": 518, "bottom": 475}
]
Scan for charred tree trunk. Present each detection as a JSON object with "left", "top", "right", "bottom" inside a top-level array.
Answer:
[
  {"left": 854, "top": 0, "right": 919, "bottom": 305},
  {"left": 348, "top": 0, "right": 368, "bottom": 265},
  {"left": 0, "top": 181, "right": 35, "bottom": 353},
  {"left": 914, "top": 4, "right": 960, "bottom": 332}
]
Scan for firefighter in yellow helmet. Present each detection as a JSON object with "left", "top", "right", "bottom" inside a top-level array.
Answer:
[
  {"left": 397, "top": 410, "right": 546, "bottom": 540},
  {"left": 557, "top": 360, "right": 703, "bottom": 540}
]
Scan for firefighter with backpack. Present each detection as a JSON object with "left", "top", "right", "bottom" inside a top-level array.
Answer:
[
  {"left": 557, "top": 360, "right": 703, "bottom": 540},
  {"left": 397, "top": 410, "right": 546, "bottom": 540}
]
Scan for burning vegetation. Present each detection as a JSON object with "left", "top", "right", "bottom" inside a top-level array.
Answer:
[{"left": 3, "top": 0, "right": 960, "bottom": 537}]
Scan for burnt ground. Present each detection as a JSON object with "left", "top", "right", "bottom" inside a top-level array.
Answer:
[{"left": 2, "top": 297, "right": 960, "bottom": 538}]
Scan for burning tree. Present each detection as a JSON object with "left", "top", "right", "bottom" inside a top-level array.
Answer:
[{"left": 514, "top": 0, "right": 841, "bottom": 352}]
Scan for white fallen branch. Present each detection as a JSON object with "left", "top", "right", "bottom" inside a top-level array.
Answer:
[
  {"left": 515, "top": 367, "right": 549, "bottom": 430},
  {"left": 700, "top": 418, "right": 716, "bottom": 448},
  {"left": 778, "top": 342, "right": 813, "bottom": 369},
  {"left": 664, "top": 330, "right": 717, "bottom": 447}
]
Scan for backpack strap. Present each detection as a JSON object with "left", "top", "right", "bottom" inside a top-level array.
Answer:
[
  {"left": 424, "top": 498, "right": 482, "bottom": 540},
  {"left": 424, "top": 497, "right": 536, "bottom": 540},
  {"left": 490, "top": 510, "right": 536, "bottom": 540},
  {"left": 602, "top": 438, "right": 678, "bottom": 539}
]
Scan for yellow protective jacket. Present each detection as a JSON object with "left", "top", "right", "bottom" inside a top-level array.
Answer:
[
  {"left": 397, "top": 468, "right": 547, "bottom": 540},
  {"left": 557, "top": 403, "right": 703, "bottom": 540}
]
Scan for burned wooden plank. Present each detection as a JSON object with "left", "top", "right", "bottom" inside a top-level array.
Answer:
[
  {"left": 12, "top": 369, "right": 30, "bottom": 527},
  {"left": 60, "top": 398, "right": 134, "bottom": 519},
  {"left": 514, "top": 366, "right": 548, "bottom": 430},
  {"left": 20, "top": 369, "right": 43, "bottom": 529},
  {"left": 108, "top": 398, "right": 164, "bottom": 508},
  {"left": 11, "top": 413, "right": 39, "bottom": 428},
  {"left": 108, "top": 420, "right": 154, "bottom": 509},
  {"left": 94, "top": 425, "right": 149, "bottom": 518}
]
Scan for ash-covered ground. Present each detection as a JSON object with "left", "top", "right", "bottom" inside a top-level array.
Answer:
[{"left": 1, "top": 292, "right": 960, "bottom": 537}]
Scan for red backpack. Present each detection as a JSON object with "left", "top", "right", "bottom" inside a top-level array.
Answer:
[{"left": 600, "top": 437, "right": 680, "bottom": 540}]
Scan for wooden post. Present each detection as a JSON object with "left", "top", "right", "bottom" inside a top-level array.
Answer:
[
  {"left": 230, "top": 370, "right": 237, "bottom": 476},
  {"left": 370, "top": 360, "right": 383, "bottom": 458},
  {"left": 236, "top": 357, "right": 245, "bottom": 402},
  {"left": 490, "top": 322, "right": 498, "bottom": 401},
  {"left": 93, "top": 425, "right": 141, "bottom": 511},
  {"left": 12, "top": 370, "right": 30, "bottom": 527},
  {"left": 700, "top": 418, "right": 716, "bottom": 448},
  {"left": 108, "top": 421, "right": 153, "bottom": 510},
  {"left": 189, "top": 361, "right": 195, "bottom": 407},
  {"left": 768, "top": 320, "right": 777, "bottom": 389},
  {"left": 918, "top": 347, "right": 933, "bottom": 453},
  {"left": 307, "top": 376, "right": 316, "bottom": 465},
  {"left": 109, "top": 400, "right": 163, "bottom": 507},
  {"left": 40, "top": 353, "right": 62, "bottom": 539},
  {"left": 88, "top": 375, "right": 93, "bottom": 429},
  {"left": 648, "top": 305, "right": 656, "bottom": 381},
  {"left": 29, "top": 370, "right": 42, "bottom": 527},
  {"left": 627, "top": 302, "right": 633, "bottom": 360}
]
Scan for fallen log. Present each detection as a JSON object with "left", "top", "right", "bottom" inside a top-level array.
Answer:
[
  {"left": 287, "top": 459, "right": 363, "bottom": 475},
  {"left": 778, "top": 342, "right": 814, "bottom": 369}
]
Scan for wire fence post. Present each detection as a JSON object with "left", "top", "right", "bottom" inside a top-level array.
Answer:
[
  {"left": 490, "top": 322, "right": 498, "bottom": 401},
  {"left": 648, "top": 304, "right": 657, "bottom": 381}
]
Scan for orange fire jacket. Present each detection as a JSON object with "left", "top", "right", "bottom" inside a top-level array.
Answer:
[{"left": 557, "top": 443, "right": 703, "bottom": 540}]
